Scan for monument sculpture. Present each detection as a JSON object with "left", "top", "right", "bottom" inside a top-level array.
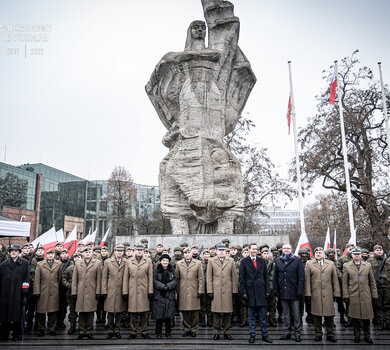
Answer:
[{"left": 146, "top": 0, "right": 256, "bottom": 235}]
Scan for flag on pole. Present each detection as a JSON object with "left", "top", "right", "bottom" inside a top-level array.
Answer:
[
  {"left": 333, "top": 229, "right": 338, "bottom": 260},
  {"left": 99, "top": 228, "right": 110, "bottom": 247},
  {"left": 81, "top": 229, "right": 97, "bottom": 245},
  {"left": 56, "top": 228, "right": 64, "bottom": 243},
  {"left": 343, "top": 227, "right": 357, "bottom": 255},
  {"left": 329, "top": 65, "right": 337, "bottom": 104},
  {"left": 64, "top": 225, "right": 78, "bottom": 256},
  {"left": 294, "top": 229, "right": 313, "bottom": 257},
  {"left": 324, "top": 227, "right": 331, "bottom": 250},
  {"left": 286, "top": 95, "right": 292, "bottom": 134},
  {"left": 30, "top": 226, "right": 58, "bottom": 255}
]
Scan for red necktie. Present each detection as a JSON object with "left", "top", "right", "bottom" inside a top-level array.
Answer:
[{"left": 253, "top": 258, "right": 257, "bottom": 269}]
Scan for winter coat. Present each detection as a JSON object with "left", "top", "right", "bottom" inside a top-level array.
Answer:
[
  {"left": 0, "top": 257, "right": 29, "bottom": 322},
  {"left": 101, "top": 258, "right": 126, "bottom": 313},
  {"left": 71, "top": 258, "right": 102, "bottom": 312},
  {"left": 123, "top": 256, "right": 154, "bottom": 313},
  {"left": 343, "top": 260, "right": 378, "bottom": 320},
  {"left": 152, "top": 264, "right": 177, "bottom": 320},
  {"left": 304, "top": 259, "right": 340, "bottom": 316},
  {"left": 176, "top": 259, "right": 204, "bottom": 311},
  {"left": 272, "top": 255, "right": 305, "bottom": 300},
  {"left": 33, "top": 259, "right": 62, "bottom": 313},
  {"left": 239, "top": 256, "right": 270, "bottom": 307},
  {"left": 207, "top": 256, "right": 238, "bottom": 313}
]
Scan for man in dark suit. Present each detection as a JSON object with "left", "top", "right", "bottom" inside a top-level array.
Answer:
[{"left": 239, "top": 243, "right": 272, "bottom": 344}]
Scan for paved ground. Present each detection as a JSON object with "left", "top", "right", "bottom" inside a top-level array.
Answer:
[{"left": 1, "top": 314, "right": 390, "bottom": 349}]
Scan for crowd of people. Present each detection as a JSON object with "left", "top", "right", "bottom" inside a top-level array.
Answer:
[{"left": 0, "top": 238, "right": 388, "bottom": 345}]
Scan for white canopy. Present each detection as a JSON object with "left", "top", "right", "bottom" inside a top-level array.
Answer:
[{"left": 0, "top": 216, "right": 31, "bottom": 237}]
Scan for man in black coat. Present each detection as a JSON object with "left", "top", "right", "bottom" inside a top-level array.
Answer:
[
  {"left": 239, "top": 243, "right": 272, "bottom": 344},
  {"left": 0, "top": 244, "right": 30, "bottom": 341},
  {"left": 272, "top": 243, "right": 305, "bottom": 342}
]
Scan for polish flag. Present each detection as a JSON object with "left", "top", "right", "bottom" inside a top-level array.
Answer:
[
  {"left": 99, "top": 228, "right": 110, "bottom": 247},
  {"left": 64, "top": 225, "right": 78, "bottom": 256},
  {"left": 294, "top": 229, "right": 313, "bottom": 257},
  {"left": 30, "top": 226, "right": 58, "bottom": 255},
  {"left": 286, "top": 95, "right": 292, "bottom": 135},
  {"left": 343, "top": 227, "right": 357, "bottom": 255},
  {"left": 81, "top": 229, "right": 97, "bottom": 245},
  {"left": 329, "top": 66, "right": 337, "bottom": 104},
  {"left": 323, "top": 227, "right": 331, "bottom": 250},
  {"left": 56, "top": 228, "right": 65, "bottom": 242},
  {"left": 333, "top": 229, "right": 338, "bottom": 259}
]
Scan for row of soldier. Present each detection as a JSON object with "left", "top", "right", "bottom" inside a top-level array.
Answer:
[{"left": 0, "top": 239, "right": 388, "bottom": 344}]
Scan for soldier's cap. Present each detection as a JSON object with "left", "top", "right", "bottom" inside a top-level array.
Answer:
[
  {"left": 101, "top": 246, "right": 109, "bottom": 251},
  {"left": 270, "top": 246, "right": 277, "bottom": 251},
  {"left": 216, "top": 244, "right": 226, "bottom": 250},
  {"left": 276, "top": 242, "right": 284, "bottom": 249},
  {"left": 73, "top": 253, "right": 81, "bottom": 258},
  {"left": 156, "top": 243, "right": 163, "bottom": 247},
  {"left": 113, "top": 244, "right": 125, "bottom": 251},
  {"left": 361, "top": 248, "right": 369, "bottom": 254},
  {"left": 298, "top": 248, "right": 309, "bottom": 255},
  {"left": 351, "top": 247, "right": 362, "bottom": 254},
  {"left": 236, "top": 245, "right": 242, "bottom": 250},
  {"left": 242, "top": 247, "right": 249, "bottom": 252},
  {"left": 22, "top": 243, "right": 30, "bottom": 249},
  {"left": 209, "top": 245, "right": 216, "bottom": 250},
  {"left": 85, "top": 241, "right": 93, "bottom": 246},
  {"left": 222, "top": 238, "right": 230, "bottom": 243},
  {"left": 140, "top": 239, "right": 148, "bottom": 243},
  {"left": 84, "top": 247, "right": 92, "bottom": 252},
  {"left": 36, "top": 246, "right": 45, "bottom": 251},
  {"left": 301, "top": 246, "right": 311, "bottom": 252},
  {"left": 93, "top": 245, "right": 101, "bottom": 251},
  {"left": 325, "top": 248, "right": 335, "bottom": 254},
  {"left": 174, "top": 247, "right": 183, "bottom": 253},
  {"left": 202, "top": 249, "right": 210, "bottom": 255},
  {"left": 230, "top": 245, "right": 237, "bottom": 249},
  {"left": 191, "top": 245, "right": 198, "bottom": 249},
  {"left": 46, "top": 248, "right": 55, "bottom": 254},
  {"left": 259, "top": 244, "right": 270, "bottom": 251},
  {"left": 123, "top": 242, "right": 131, "bottom": 247},
  {"left": 346, "top": 242, "right": 355, "bottom": 249},
  {"left": 183, "top": 247, "right": 191, "bottom": 253},
  {"left": 78, "top": 242, "right": 85, "bottom": 246},
  {"left": 180, "top": 242, "right": 189, "bottom": 247},
  {"left": 260, "top": 247, "right": 269, "bottom": 253},
  {"left": 314, "top": 247, "right": 324, "bottom": 252},
  {"left": 61, "top": 248, "right": 69, "bottom": 253},
  {"left": 55, "top": 242, "right": 62, "bottom": 247},
  {"left": 373, "top": 245, "right": 383, "bottom": 251},
  {"left": 8, "top": 244, "right": 22, "bottom": 253},
  {"left": 135, "top": 244, "right": 145, "bottom": 250},
  {"left": 159, "top": 254, "right": 171, "bottom": 262},
  {"left": 125, "top": 246, "right": 134, "bottom": 251}
]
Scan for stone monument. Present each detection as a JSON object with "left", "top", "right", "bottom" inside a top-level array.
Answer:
[{"left": 146, "top": 0, "right": 256, "bottom": 235}]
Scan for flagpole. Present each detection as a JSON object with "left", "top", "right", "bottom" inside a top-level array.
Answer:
[
  {"left": 334, "top": 61, "right": 355, "bottom": 238},
  {"left": 378, "top": 62, "right": 390, "bottom": 168},
  {"left": 288, "top": 61, "right": 306, "bottom": 238}
]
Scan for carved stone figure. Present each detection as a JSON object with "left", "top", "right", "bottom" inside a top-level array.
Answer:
[{"left": 146, "top": 0, "right": 256, "bottom": 235}]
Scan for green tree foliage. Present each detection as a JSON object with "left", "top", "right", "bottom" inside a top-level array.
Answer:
[{"left": 0, "top": 172, "right": 28, "bottom": 208}]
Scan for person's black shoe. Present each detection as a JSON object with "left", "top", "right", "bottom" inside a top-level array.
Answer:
[
  {"left": 57, "top": 323, "right": 66, "bottom": 329},
  {"left": 165, "top": 333, "right": 171, "bottom": 338},
  {"left": 269, "top": 319, "right": 277, "bottom": 327},
  {"left": 280, "top": 333, "right": 291, "bottom": 340},
  {"left": 141, "top": 333, "right": 150, "bottom": 339},
  {"left": 68, "top": 326, "right": 76, "bottom": 335},
  {"left": 327, "top": 335, "right": 337, "bottom": 342},
  {"left": 249, "top": 335, "right": 255, "bottom": 344},
  {"left": 77, "top": 334, "right": 84, "bottom": 340},
  {"left": 115, "top": 332, "right": 121, "bottom": 339},
  {"left": 207, "top": 321, "right": 213, "bottom": 327},
  {"left": 224, "top": 334, "right": 233, "bottom": 340},
  {"left": 314, "top": 335, "right": 322, "bottom": 341},
  {"left": 345, "top": 318, "right": 352, "bottom": 327},
  {"left": 354, "top": 337, "right": 360, "bottom": 343},
  {"left": 213, "top": 334, "right": 220, "bottom": 340},
  {"left": 262, "top": 336, "right": 272, "bottom": 343},
  {"left": 49, "top": 331, "right": 56, "bottom": 336},
  {"left": 156, "top": 333, "right": 162, "bottom": 338},
  {"left": 200, "top": 321, "right": 206, "bottom": 327},
  {"left": 12, "top": 335, "right": 20, "bottom": 341},
  {"left": 38, "top": 330, "right": 45, "bottom": 337},
  {"left": 295, "top": 335, "right": 301, "bottom": 342},
  {"left": 107, "top": 333, "right": 113, "bottom": 339},
  {"left": 239, "top": 320, "right": 247, "bottom": 327},
  {"left": 191, "top": 332, "right": 197, "bottom": 337},
  {"left": 182, "top": 331, "right": 190, "bottom": 337},
  {"left": 364, "top": 337, "right": 374, "bottom": 344},
  {"left": 340, "top": 316, "right": 346, "bottom": 324},
  {"left": 128, "top": 334, "right": 137, "bottom": 339},
  {"left": 87, "top": 334, "right": 93, "bottom": 340}
]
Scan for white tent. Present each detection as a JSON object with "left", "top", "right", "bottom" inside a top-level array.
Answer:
[{"left": 0, "top": 216, "right": 31, "bottom": 237}]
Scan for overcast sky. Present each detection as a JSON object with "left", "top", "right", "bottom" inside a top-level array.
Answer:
[{"left": 1, "top": 0, "right": 389, "bottom": 208}]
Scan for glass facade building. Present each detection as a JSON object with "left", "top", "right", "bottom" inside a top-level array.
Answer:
[{"left": 257, "top": 206, "right": 300, "bottom": 234}]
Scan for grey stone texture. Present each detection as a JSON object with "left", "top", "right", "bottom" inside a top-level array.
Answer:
[{"left": 146, "top": 0, "right": 256, "bottom": 235}]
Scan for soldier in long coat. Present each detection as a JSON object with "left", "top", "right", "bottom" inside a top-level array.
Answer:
[
  {"left": 101, "top": 245, "right": 126, "bottom": 339},
  {"left": 123, "top": 244, "right": 153, "bottom": 339},
  {"left": 207, "top": 244, "right": 238, "bottom": 340},
  {"left": 33, "top": 248, "right": 62, "bottom": 336},
  {"left": 72, "top": 247, "right": 102, "bottom": 339},
  {"left": 176, "top": 247, "right": 204, "bottom": 337},
  {"left": 305, "top": 247, "right": 340, "bottom": 342},
  {"left": 0, "top": 245, "right": 29, "bottom": 341},
  {"left": 343, "top": 247, "right": 378, "bottom": 344}
]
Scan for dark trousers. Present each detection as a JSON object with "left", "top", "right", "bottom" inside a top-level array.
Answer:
[
  {"left": 213, "top": 312, "right": 231, "bottom": 335},
  {"left": 281, "top": 299, "right": 301, "bottom": 336},
  {"left": 107, "top": 312, "right": 122, "bottom": 334},
  {"left": 156, "top": 318, "right": 171, "bottom": 335},
  {"left": 37, "top": 312, "right": 57, "bottom": 332},
  {"left": 181, "top": 310, "right": 199, "bottom": 332},
  {"left": 25, "top": 290, "right": 36, "bottom": 327},
  {"left": 130, "top": 312, "right": 148, "bottom": 335},
  {"left": 58, "top": 286, "right": 68, "bottom": 326},
  {"left": 79, "top": 312, "right": 94, "bottom": 335},
  {"left": 312, "top": 315, "right": 334, "bottom": 336},
  {"left": 352, "top": 318, "right": 370, "bottom": 338},
  {"left": 248, "top": 306, "right": 268, "bottom": 337},
  {"left": 0, "top": 322, "right": 20, "bottom": 341}
]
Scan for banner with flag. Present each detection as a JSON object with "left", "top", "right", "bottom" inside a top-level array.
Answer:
[
  {"left": 294, "top": 229, "right": 312, "bottom": 257},
  {"left": 286, "top": 95, "right": 292, "bottom": 134},
  {"left": 64, "top": 225, "right": 78, "bottom": 256},
  {"left": 30, "top": 226, "right": 58, "bottom": 254},
  {"left": 324, "top": 227, "right": 331, "bottom": 250},
  {"left": 99, "top": 228, "right": 110, "bottom": 247},
  {"left": 333, "top": 229, "right": 338, "bottom": 259},
  {"left": 56, "top": 228, "right": 64, "bottom": 243},
  {"left": 329, "top": 65, "right": 337, "bottom": 104},
  {"left": 81, "top": 229, "right": 97, "bottom": 245}
]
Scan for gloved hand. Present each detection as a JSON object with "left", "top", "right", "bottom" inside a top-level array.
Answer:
[
  {"left": 96, "top": 294, "right": 99, "bottom": 300},
  {"left": 163, "top": 285, "right": 169, "bottom": 292},
  {"left": 242, "top": 294, "right": 249, "bottom": 301},
  {"left": 343, "top": 297, "right": 349, "bottom": 304},
  {"left": 72, "top": 295, "right": 77, "bottom": 302},
  {"left": 197, "top": 293, "right": 203, "bottom": 298},
  {"left": 372, "top": 298, "right": 379, "bottom": 305},
  {"left": 102, "top": 294, "right": 107, "bottom": 300},
  {"left": 123, "top": 294, "right": 128, "bottom": 302},
  {"left": 148, "top": 293, "right": 154, "bottom": 300},
  {"left": 207, "top": 293, "right": 213, "bottom": 300},
  {"left": 35, "top": 294, "right": 40, "bottom": 300},
  {"left": 305, "top": 296, "right": 311, "bottom": 303}
]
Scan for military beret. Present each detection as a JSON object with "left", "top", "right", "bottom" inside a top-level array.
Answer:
[
  {"left": 260, "top": 247, "right": 269, "bottom": 253},
  {"left": 174, "top": 247, "right": 183, "bottom": 252},
  {"left": 140, "top": 239, "right": 148, "bottom": 243},
  {"left": 22, "top": 244, "right": 30, "bottom": 249},
  {"left": 46, "top": 248, "right": 55, "bottom": 254},
  {"left": 298, "top": 248, "right": 309, "bottom": 255},
  {"left": 73, "top": 253, "right": 81, "bottom": 258},
  {"left": 236, "top": 245, "right": 242, "bottom": 250},
  {"left": 36, "top": 246, "right": 45, "bottom": 251},
  {"left": 123, "top": 242, "right": 131, "bottom": 247},
  {"left": 209, "top": 245, "right": 216, "bottom": 250},
  {"left": 191, "top": 245, "right": 198, "bottom": 249},
  {"left": 93, "top": 245, "right": 101, "bottom": 251},
  {"left": 101, "top": 246, "right": 108, "bottom": 251},
  {"left": 270, "top": 246, "right": 277, "bottom": 251},
  {"left": 113, "top": 244, "right": 124, "bottom": 251},
  {"left": 230, "top": 245, "right": 237, "bottom": 249},
  {"left": 259, "top": 244, "right": 269, "bottom": 251},
  {"left": 85, "top": 241, "right": 93, "bottom": 246},
  {"left": 180, "top": 242, "right": 189, "bottom": 247},
  {"left": 314, "top": 247, "right": 324, "bottom": 252},
  {"left": 125, "top": 246, "right": 134, "bottom": 251},
  {"left": 135, "top": 244, "right": 145, "bottom": 250},
  {"left": 222, "top": 238, "right": 230, "bottom": 243},
  {"left": 159, "top": 254, "right": 171, "bottom": 262},
  {"left": 325, "top": 248, "right": 335, "bottom": 254},
  {"left": 84, "top": 247, "right": 92, "bottom": 252},
  {"left": 78, "top": 242, "right": 85, "bottom": 246},
  {"left": 361, "top": 248, "right": 369, "bottom": 254},
  {"left": 202, "top": 249, "right": 210, "bottom": 254},
  {"left": 276, "top": 242, "right": 284, "bottom": 249},
  {"left": 156, "top": 243, "right": 163, "bottom": 247},
  {"left": 61, "top": 248, "right": 68, "bottom": 253},
  {"left": 8, "top": 244, "right": 22, "bottom": 253},
  {"left": 183, "top": 247, "right": 191, "bottom": 253},
  {"left": 55, "top": 242, "right": 62, "bottom": 247},
  {"left": 351, "top": 247, "right": 362, "bottom": 254},
  {"left": 373, "top": 245, "right": 383, "bottom": 251},
  {"left": 301, "top": 246, "right": 311, "bottom": 252},
  {"left": 216, "top": 244, "right": 226, "bottom": 250}
]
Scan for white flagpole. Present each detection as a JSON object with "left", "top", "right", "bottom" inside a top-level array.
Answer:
[
  {"left": 378, "top": 62, "right": 390, "bottom": 168},
  {"left": 334, "top": 61, "right": 355, "bottom": 238},
  {"left": 288, "top": 61, "right": 306, "bottom": 238}
]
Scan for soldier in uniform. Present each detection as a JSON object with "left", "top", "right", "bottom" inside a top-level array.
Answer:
[
  {"left": 207, "top": 244, "right": 238, "bottom": 340},
  {"left": 33, "top": 248, "right": 62, "bottom": 336},
  {"left": 176, "top": 247, "right": 204, "bottom": 337},
  {"left": 261, "top": 246, "right": 277, "bottom": 327},
  {"left": 222, "top": 239, "right": 230, "bottom": 248},
  {"left": 209, "top": 245, "right": 217, "bottom": 258},
  {"left": 171, "top": 247, "right": 183, "bottom": 268},
  {"left": 140, "top": 239, "right": 149, "bottom": 249},
  {"left": 54, "top": 242, "right": 63, "bottom": 260},
  {"left": 367, "top": 245, "right": 390, "bottom": 330},
  {"left": 101, "top": 246, "right": 109, "bottom": 261},
  {"left": 191, "top": 245, "right": 201, "bottom": 260},
  {"left": 200, "top": 249, "right": 212, "bottom": 327},
  {"left": 57, "top": 248, "right": 72, "bottom": 329},
  {"left": 123, "top": 244, "right": 153, "bottom": 339},
  {"left": 92, "top": 245, "right": 102, "bottom": 261},
  {"left": 72, "top": 246, "right": 102, "bottom": 339},
  {"left": 361, "top": 248, "right": 369, "bottom": 261},
  {"left": 97, "top": 246, "right": 109, "bottom": 327},
  {"left": 102, "top": 245, "right": 126, "bottom": 339},
  {"left": 230, "top": 245, "right": 239, "bottom": 262},
  {"left": 152, "top": 244, "right": 164, "bottom": 265},
  {"left": 343, "top": 247, "right": 378, "bottom": 344},
  {"left": 298, "top": 248, "right": 312, "bottom": 324}
]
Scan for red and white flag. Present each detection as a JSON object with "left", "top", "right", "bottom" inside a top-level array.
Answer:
[
  {"left": 333, "top": 229, "right": 338, "bottom": 259},
  {"left": 56, "top": 228, "right": 64, "bottom": 243},
  {"left": 64, "top": 225, "right": 78, "bottom": 256},
  {"left": 324, "top": 227, "right": 331, "bottom": 250},
  {"left": 81, "top": 229, "right": 97, "bottom": 245},
  {"left": 286, "top": 95, "right": 292, "bottom": 134},
  {"left": 30, "top": 226, "right": 58, "bottom": 254},
  {"left": 329, "top": 65, "right": 337, "bottom": 104},
  {"left": 294, "top": 229, "right": 313, "bottom": 257},
  {"left": 99, "top": 228, "right": 110, "bottom": 247},
  {"left": 343, "top": 227, "right": 357, "bottom": 255}
]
